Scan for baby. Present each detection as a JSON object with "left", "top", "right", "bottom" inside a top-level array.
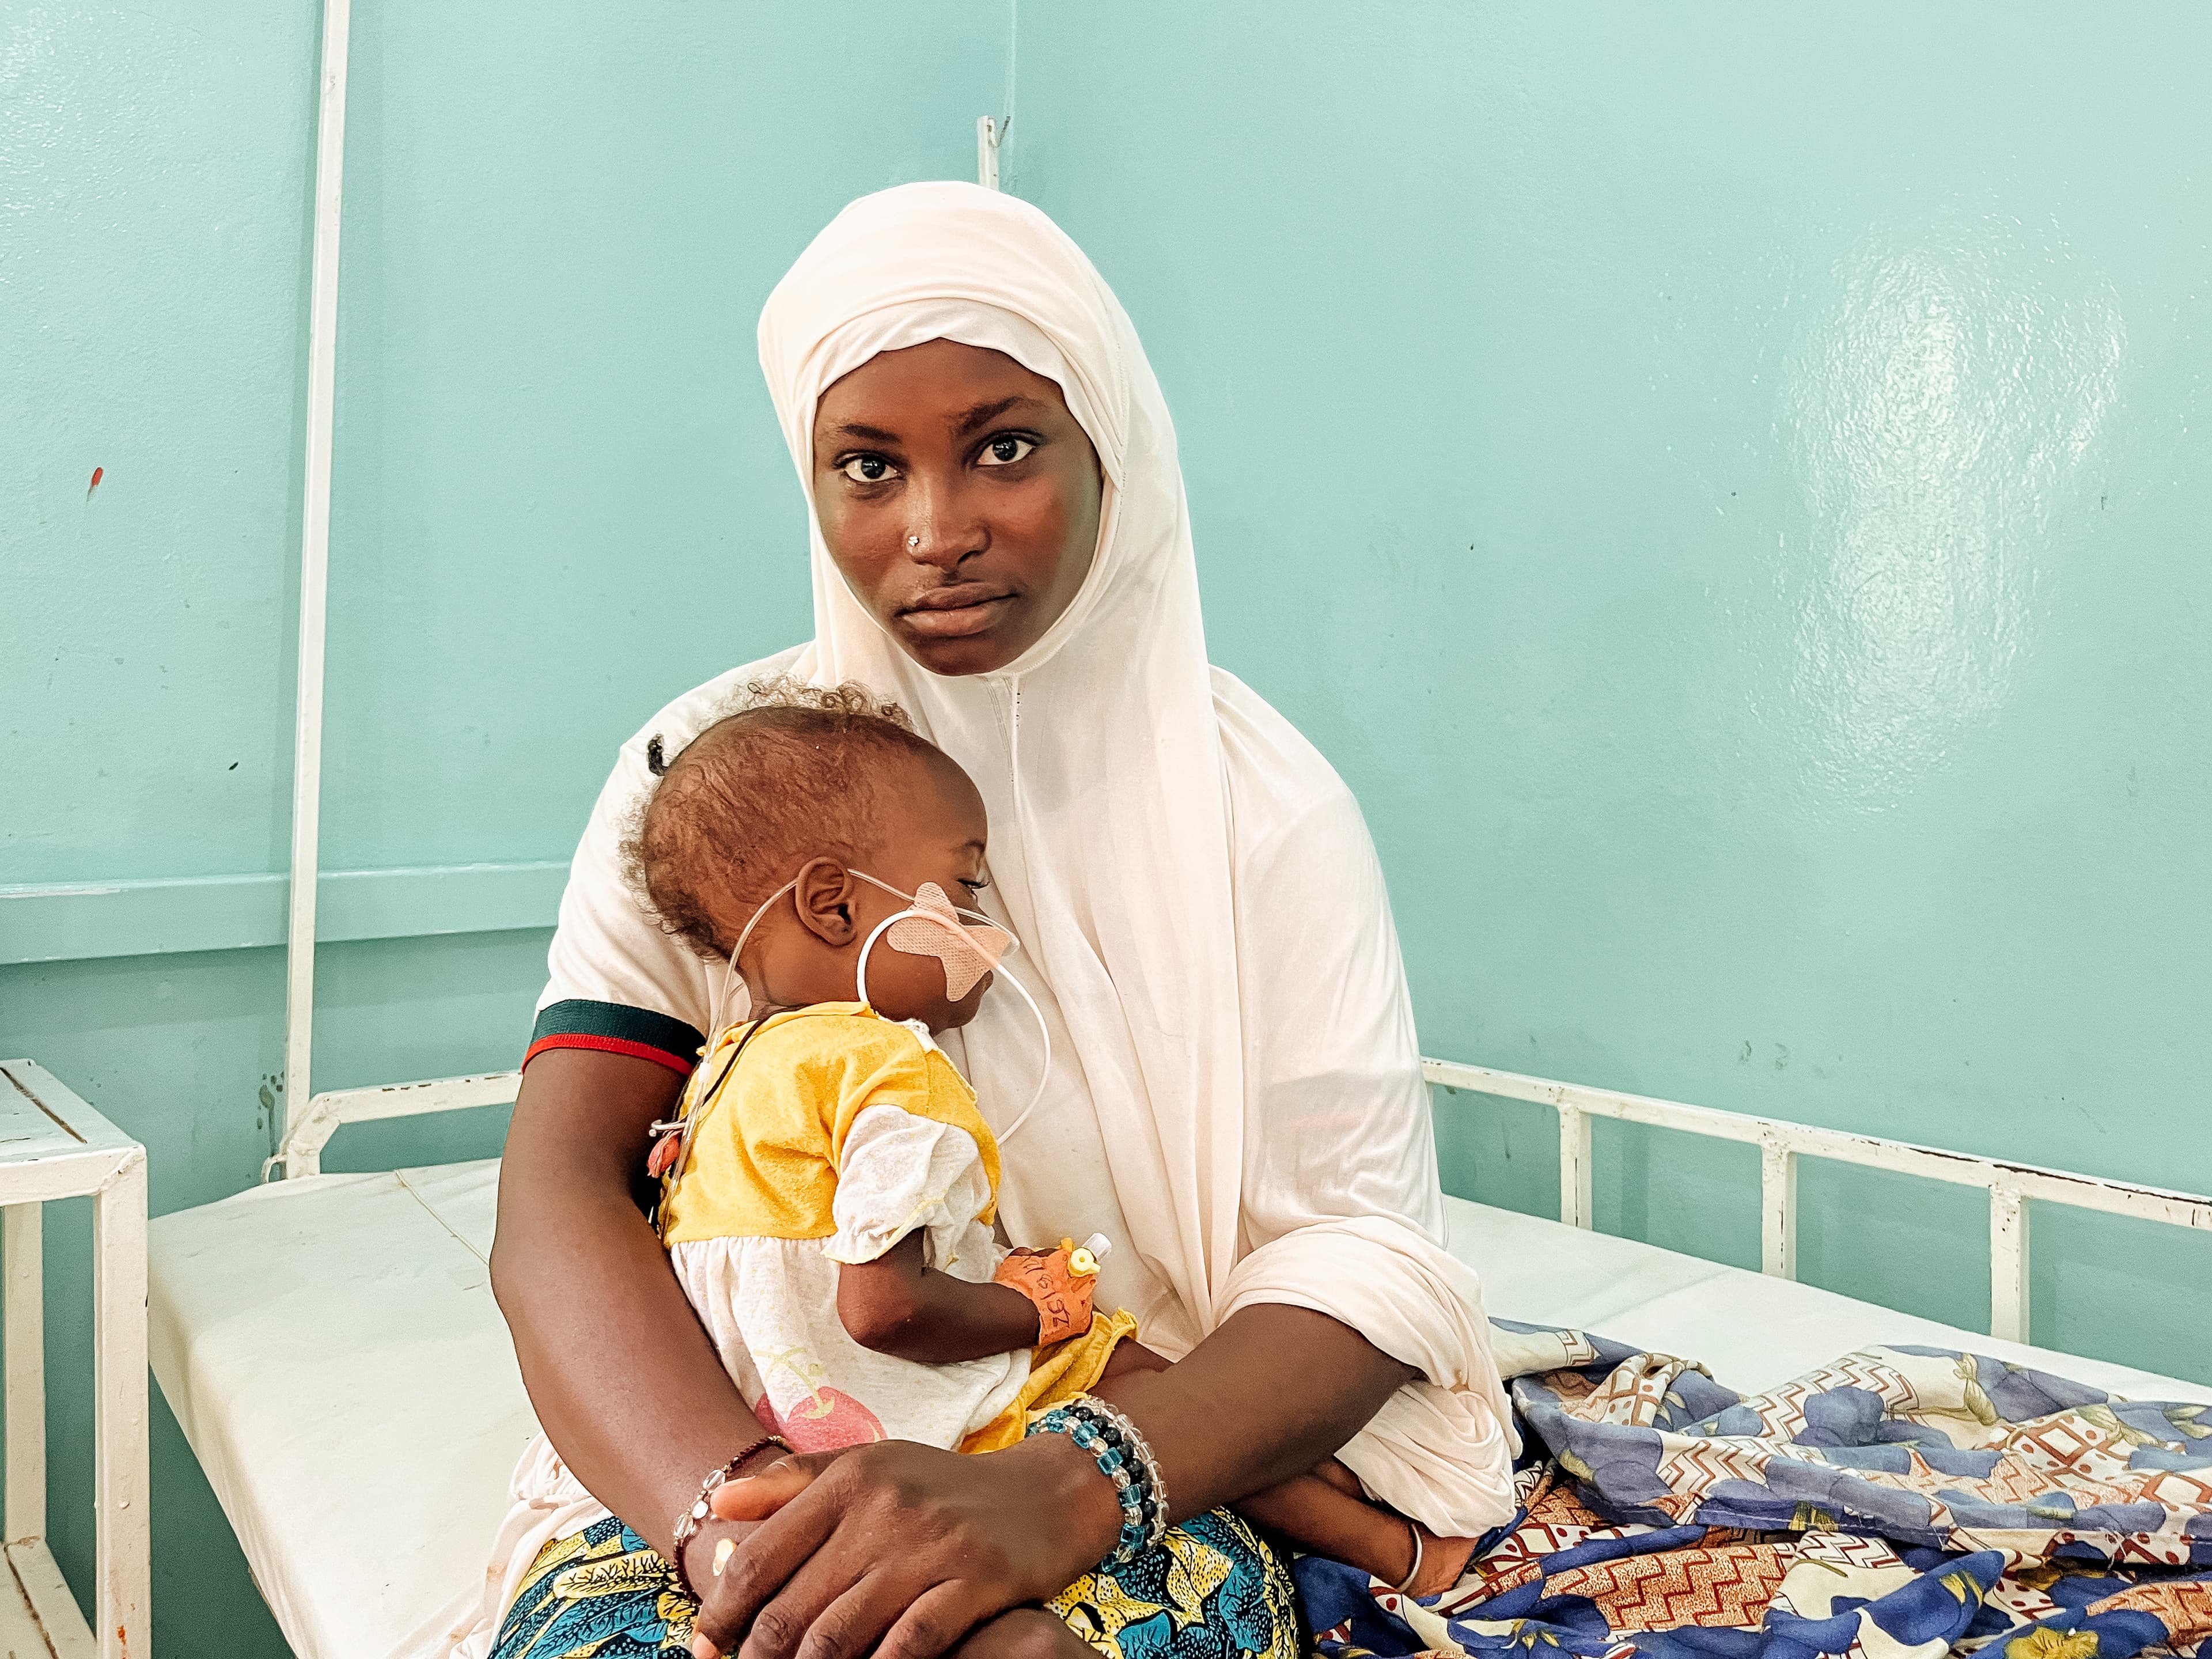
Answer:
[{"left": 630, "top": 681, "right": 1473, "bottom": 1653}]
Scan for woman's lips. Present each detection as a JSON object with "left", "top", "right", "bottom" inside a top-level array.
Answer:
[{"left": 897, "top": 586, "right": 1014, "bottom": 639}]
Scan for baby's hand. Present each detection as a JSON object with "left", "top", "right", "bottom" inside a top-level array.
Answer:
[{"left": 991, "top": 1238, "right": 1098, "bottom": 1344}]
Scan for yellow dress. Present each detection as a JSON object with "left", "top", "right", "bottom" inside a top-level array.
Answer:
[{"left": 658, "top": 1001, "right": 1132, "bottom": 1455}]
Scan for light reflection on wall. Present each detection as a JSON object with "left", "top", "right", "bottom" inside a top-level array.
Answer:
[{"left": 1781, "top": 221, "right": 2123, "bottom": 808}]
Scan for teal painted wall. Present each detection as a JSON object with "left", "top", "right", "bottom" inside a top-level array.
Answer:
[
  {"left": 1, "top": 5, "right": 1008, "bottom": 1654},
  {"left": 7, "top": 4, "right": 2211, "bottom": 1653},
  {"left": 1007, "top": 3, "right": 2212, "bottom": 1376}
]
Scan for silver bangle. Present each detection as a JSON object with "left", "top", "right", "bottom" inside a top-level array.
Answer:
[{"left": 1395, "top": 1518, "right": 1425, "bottom": 1594}]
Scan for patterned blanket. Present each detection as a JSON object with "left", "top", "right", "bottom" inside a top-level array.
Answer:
[{"left": 1302, "top": 1325, "right": 2212, "bottom": 1659}]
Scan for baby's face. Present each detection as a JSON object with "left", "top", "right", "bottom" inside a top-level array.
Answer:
[{"left": 854, "top": 756, "right": 997, "bottom": 1032}]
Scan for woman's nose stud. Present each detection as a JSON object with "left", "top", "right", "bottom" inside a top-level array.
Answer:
[{"left": 907, "top": 533, "right": 921, "bottom": 548}]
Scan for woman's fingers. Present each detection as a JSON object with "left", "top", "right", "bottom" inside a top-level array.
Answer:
[
  {"left": 726, "top": 1546, "right": 870, "bottom": 1659},
  {"left": 688, "top": 1455, "right": 843, "bottom": 1654},
  {"left": 710, "top": 1449, "right": 839, "bottom": 1522},
  {"left": 692, "top": 1473, "right": 847, "bottom": 1657},
  {"left": 875, "top": 1583, "right": 987, "bottom": 1659},
  {"left": 753, "top": 1573, "right": 905, "bottom": 1659},
  {"left": 692, "top": 1538, "right": 878, "bottom": 1659}
]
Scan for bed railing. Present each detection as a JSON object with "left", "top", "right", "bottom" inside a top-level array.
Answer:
[
  {"left": 1423, "top": 1059, "right": 2212, "bottom": 1346},
  {"left": 268, "top": 1058, "right": 2212, "bottom": 1349},
  {"left": 264, "top": 1070, "right": 521, "bottom": 1183}
]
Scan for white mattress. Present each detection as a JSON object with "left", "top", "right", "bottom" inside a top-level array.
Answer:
[
  {"left": 148, "top": 1161, "right": 2212, "bottom": 1659},
  {"left": 1455, "top": 1200, "right": 2212, "bottom": 1404},
  {"left": 149, "top": 1163, "right": 531, "bottom": 1659}
]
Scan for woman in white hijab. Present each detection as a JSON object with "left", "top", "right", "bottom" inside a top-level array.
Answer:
[{"left": 479, "top": 182, "right": 1515, "bottom": 1659}]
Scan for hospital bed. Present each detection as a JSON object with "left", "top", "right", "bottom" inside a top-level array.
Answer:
[{"left": 146, "top": 1059, "right": 2212, "bottom": 1659}]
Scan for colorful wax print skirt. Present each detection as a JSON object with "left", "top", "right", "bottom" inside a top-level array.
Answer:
[{"left": 488, "top": 1506, "right": 1304, "bottom": 1659}]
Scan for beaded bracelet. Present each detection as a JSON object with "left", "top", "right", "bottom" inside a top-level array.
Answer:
[
  {"left": 1030, "top": 1407, "right": 1152, "bottom": 1563},
  {"left": 1028, "top": 1395, "right": 1169, "bottom": 1564},
  {"left": 666, "top": 1434, "right": 790, "bottom": 1600},
  {"left": 1065, "top": 1396, "right": 1167, "bottom": 1543}
]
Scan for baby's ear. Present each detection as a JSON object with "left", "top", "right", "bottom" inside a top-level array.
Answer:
[{"left": 790, "top": 857, "right": 859, "bottom": 946}]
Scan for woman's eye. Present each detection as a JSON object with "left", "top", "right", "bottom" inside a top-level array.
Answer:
[
  {"left": 977, "top": 435, "right": 1035, "bottom": 467},
  {"left": 960, "top": 877, "right": 990, "bottom": 895},
  {"left": 839, "top": 455, "right": 898, "bottom": 483}
]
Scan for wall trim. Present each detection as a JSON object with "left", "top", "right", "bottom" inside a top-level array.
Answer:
[{"left": 0, "top": 862, "right": 569, "bottom": 967}]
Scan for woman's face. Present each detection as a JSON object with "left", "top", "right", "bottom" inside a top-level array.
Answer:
[{"left": 812, "top": 339, "right": 1104, "bottom": 677}]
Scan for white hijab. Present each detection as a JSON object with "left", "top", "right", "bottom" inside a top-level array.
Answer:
[{"left": 757, "top": 182, "right": 1514, "bottom": 1533}]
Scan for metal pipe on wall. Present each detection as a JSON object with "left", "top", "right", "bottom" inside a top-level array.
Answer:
[{"left": 282, "top": 0, "right": 353, "bottom": 1173}]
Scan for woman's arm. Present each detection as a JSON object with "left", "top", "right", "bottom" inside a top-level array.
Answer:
[
  {"left": 1088, "top": 1302, "right": 1414, "bottom": 1518},
  {"left": 835, "top": 1232, "right": 1041, "bottom": 1362},
  {"left": 696, "top": 1302, "right": 1411, "bottom": 1659},
  {"left": 490, "top": 1046, "right": 767, "bottom": 1572}
]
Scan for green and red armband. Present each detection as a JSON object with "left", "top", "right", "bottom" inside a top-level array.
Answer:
[{"left": 522, "top": 999, "right": 705, "bottom": 1079}]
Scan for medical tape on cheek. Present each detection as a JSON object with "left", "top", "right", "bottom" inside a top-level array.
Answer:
[
  {"left": 851, "top": 873, "right": 1013, "bottom": 997},
  {"left": 882, "top": 882, "right": 1012, "bottom": 998},
  {"left": 852, "top": 871, "right": 1051, "bottom": 1142}
]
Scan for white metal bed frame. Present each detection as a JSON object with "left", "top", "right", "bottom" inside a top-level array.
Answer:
[
  {"left": 1, "top": 1060, "right": 147, "bottom": 1659},
  {"left": 279, "top": 0, "right": 350, "bottom": 1184},
  {"left": 1422, "top": 1060, "right": 2212, "bottom": 1346},
  {"left": 271, "top": 1059, "right": 2212, "bottom": 1352}
]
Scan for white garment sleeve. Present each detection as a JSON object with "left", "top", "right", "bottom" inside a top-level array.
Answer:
[
  {"left": 824, "top": 1104, "right": 999, "bottom": 1278},
  {"left": 1216, "top": 774, "right": 1520, "bottom": 1537},
  {"left": 532, "top": 647, "right": 806, "bottom": 1065},
  {"left": 538, "top": 736, "right": 710, "bottom": 1030}
]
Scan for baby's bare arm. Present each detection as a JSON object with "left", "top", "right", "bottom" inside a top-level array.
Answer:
[
  {"left": 836, "top": 1231, "right": 1041, "bottom": 1363},
  {"left": 1093, "top": 1339, "right": 1173, "bottom": 1384}
]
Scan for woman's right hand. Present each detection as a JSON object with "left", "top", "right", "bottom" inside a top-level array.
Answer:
[{"left": 685, "top": 1434, "right": 1122, "bottom": 1659}]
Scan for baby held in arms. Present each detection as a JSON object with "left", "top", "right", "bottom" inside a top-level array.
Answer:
[{"left": 630, "top": 680, "right": 1475, "bottom": 1653}]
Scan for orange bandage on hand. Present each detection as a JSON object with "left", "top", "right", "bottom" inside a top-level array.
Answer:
[{"left": 993, "top": 1236, "right": 1104, "bottom": 1346}]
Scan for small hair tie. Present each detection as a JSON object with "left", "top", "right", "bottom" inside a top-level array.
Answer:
[{"left": 646, "top": 734, "right": 667, "bottom": 776}]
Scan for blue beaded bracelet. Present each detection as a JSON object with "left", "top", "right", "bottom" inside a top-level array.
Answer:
[
  {"left": 1029, "top": 1401, "right": 1166, "bottom": 1564},
  {"left": 1065, "top": 1397, "right": 1168, "bottom": 1545}
]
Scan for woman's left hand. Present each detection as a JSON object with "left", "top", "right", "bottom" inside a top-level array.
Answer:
[{"left": 689, "top": 1434, "right": 1121, "bottom": 1659}]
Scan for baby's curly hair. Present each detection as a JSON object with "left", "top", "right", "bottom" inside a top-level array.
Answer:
[{"left": 624, "top": 677, "right": 949, "bottom": 959}]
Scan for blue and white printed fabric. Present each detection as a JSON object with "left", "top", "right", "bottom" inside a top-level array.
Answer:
[{"left": 1304, "top": 1324, "right": 2212, "bottom": 1659}]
